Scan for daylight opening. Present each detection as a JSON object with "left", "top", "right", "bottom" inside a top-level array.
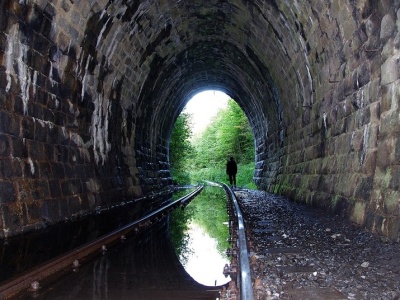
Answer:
[{"left": 169, "top": 90, "right": 256, "bottom": 189}]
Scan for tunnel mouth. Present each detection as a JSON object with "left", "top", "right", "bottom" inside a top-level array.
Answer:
[
  {"left": 1, "top": 0, "right": 399, "bottom": 242},
  {"left": 183, "top": 90, "right": 230, "bottom": 139},
  {"left": 169, "top": 90, "right": 256, "bottom": 188}
]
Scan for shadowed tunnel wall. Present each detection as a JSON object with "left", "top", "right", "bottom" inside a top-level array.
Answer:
[{"left": 0, "top": 0, "right": 399, "bottom": 239}]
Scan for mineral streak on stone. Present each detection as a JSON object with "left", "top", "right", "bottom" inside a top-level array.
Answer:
[{"left": 0, "top": 0, "right": 399, "bottom": 240}]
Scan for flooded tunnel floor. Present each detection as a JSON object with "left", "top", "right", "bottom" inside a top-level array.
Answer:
[
  {"left": 235, "top": 190, "right": 400, "bottom": 300},
  {"left": 14, "top": 228, "right": 221, "bottom": 300}
]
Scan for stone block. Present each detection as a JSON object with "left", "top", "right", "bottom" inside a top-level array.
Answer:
[
  {"left": 32, "top": 179, "right": 50, "bottom": 200},
  {"left": 34, "top": 120, "right": 48, "bottom": 142},
  {"left": 79, "top": 194, "right": 90, "bottom": 211},
  {"left": 361, "top": 149, "right": 377, "bottom": 175},
  {"left": 318, "top": 175, "right": 334, "bottom": 194},
  {"left": 351, "top": 201, "right": 367, "bottom": 225},
  {"left": 27, "top": 140, "right": 46, "bottom": 161},
  {"left": 376, "top": 138, "right": 393, "bottom": 169},
  {"left": 62, "top": 179, "right": 83, "bottom": 196},
  {"left": 389, "top": 165, "right": 400, "bottom": 190},
  {"left": 0, "top": 89, "right": 13, "bottom": 111},
  {"left": 383, "top": 191, "right": 400, "bottom": 216},
  {"left": 40, "top": 199, "right": 60, "bottom": 222},
  {"left": 1, "top": 204, "right": 24, "bottom": 232},
  {"left": 64, "top": 164, "right": 75, "bottom": 178},
  {"left": 394, "top": 135, "right": 400, "bottom": 163},
  {"left": 0, "top": 110, "right": 19, "bottom": 136},
  {"left": 0, "top": 180, "right": 15, "bottom": 203},
  {"left": 356, "top": 62, "right": 371, "bottom": 88},
  {"left": 380, "top": 13, "right": 396, "bottom": 41},
  {"left": 26, "top": 200, "right": 42, "bottom": 223},
  {"left": 49, "top": 180, "right": 62, "bottom": 198},
  {"left": 58, "top": 197, "right": 71, "bottom": 218},
  {"left": 380, "top": 110, "right": 400, "bottom": 136},
  {"left": 23, "top": 158, "right": 38, "bottom": 178},
  {"left": 369, "top": 101, "right": 381, "bottom": 122},
  {"left": 68, "top": 196, "right": 81, "bottom": 215},
  {"left": 0, "top": 158, "right": 15, "bottom": 178},
  {"left": 0, "top": 134, "right": 10, "bottom": 157},
  {"left": 74, "top": 164, "right": 86, "bottom": 179},
  {"left": 381, "top": 55, "right": 400, "bottom": 85},
  {"left": 374, "top": 167, "right": 391, "bottom": 191},
  {"left": 350, "top": 129, "right": 363, "bottom": 152},
  {"left": 386, "top": 217, "right": 400, "bottom": 240},
  {"left": 354, "top": 176, "right": 374, "bottom": 200},
  {"left": 52, "top": 163, "right": 65, "bottom": 179},
  {"left": 380, "top": 85, "right": 391, "bottom": 114},
  {"left": 21, "top": 117, "right": 35, "bottom": 140}
]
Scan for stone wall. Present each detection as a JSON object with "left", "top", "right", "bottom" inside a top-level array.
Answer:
[
  {"left": 0, "top": 0, "right": 399, "bottom": 239},
  {"left": 0, "top": 1, "right": 149, "bottom": 237},
  {"left": 257, "top": 1, "right": 400, "bottom": 239}
]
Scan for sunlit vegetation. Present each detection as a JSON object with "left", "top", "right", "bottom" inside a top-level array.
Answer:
[
  {"left": 169, "top": 112, "right": 195, "bottom": 185},
  {"left": 187, "top": 186, "right": 229, "bottom": 254},
  {"left": 169, "top": 187, "right": 229, "bottom": 260},
  {"left": 170, "top": 98, "right": 256, "bottom": 188},
  {"left": 169, "top": 189, "right": 195, "bottom": 264}
]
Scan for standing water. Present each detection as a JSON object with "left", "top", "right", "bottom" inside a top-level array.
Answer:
[{"left": 170, "top": 186, "right": 231, "bottom": 286}]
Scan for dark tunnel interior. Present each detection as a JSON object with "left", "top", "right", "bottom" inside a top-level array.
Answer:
[{"left": 0, "top": 0, "right": 399, "bottom": 240}]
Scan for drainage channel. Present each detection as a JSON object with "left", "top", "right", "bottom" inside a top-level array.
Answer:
[{"left": 0, "top": 185, "right": 204, "bottom": 299}]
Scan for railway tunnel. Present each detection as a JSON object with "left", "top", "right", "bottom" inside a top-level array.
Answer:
[{"left": 0, "top": 0, "right": 400, "bottom": 244}]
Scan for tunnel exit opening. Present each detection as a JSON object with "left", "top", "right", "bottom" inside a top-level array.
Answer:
[{"left": 169, "top": 90, "right": 256, "bottom": 189}]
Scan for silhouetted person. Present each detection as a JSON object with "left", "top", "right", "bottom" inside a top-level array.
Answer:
[{"left": 226, "top": 157, "right": 237, "bottom": 188}]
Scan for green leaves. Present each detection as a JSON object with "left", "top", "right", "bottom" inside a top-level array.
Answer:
[
  {"left": 170, "top": 98, "right": 255, "bottom": 187},
  {"left": 193, "top": 99, "right": 254, "bottom": 168},
  {"left": 170, "top": 112, "right": 194, "bottom": 184}
]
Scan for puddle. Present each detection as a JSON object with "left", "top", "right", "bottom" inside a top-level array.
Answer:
[
  {"left": 170, "top": 186, "right": 230, "bottom": 287},
  {"left": 181, "top": 222, "right": 230, "bottom": 286}
]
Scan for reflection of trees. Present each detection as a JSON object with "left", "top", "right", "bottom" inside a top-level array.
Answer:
[
  {"left": 190, "top": 187, "right": 229, "bottom": 255},
  {"left": 170, "top": 186, "right": 229, "bottom": 260},
  {"left": 169, "top": 190, "right": 195, "bottom": 264}
]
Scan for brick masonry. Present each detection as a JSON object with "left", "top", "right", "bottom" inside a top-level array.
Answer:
[{"left": 0, "top": 0, "right": 399, "bottom": 240}]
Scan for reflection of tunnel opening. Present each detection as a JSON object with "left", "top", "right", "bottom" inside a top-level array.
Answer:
[
  {"left": 0, "top": 1, "right": 399, "bottom": 240},
  {"left": 170, "top": 186, "right": 231, "bottom": 287}
]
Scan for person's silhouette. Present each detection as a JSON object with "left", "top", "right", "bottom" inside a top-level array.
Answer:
[{"left": 226, "top": 157, "right": 237, "bottom": 188}]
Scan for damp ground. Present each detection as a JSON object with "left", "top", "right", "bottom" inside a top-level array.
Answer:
[{"left": 235, "top": 189, "right": 400, "bottom": 300}]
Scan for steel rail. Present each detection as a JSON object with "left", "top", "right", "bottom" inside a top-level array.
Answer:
[
  {"left": 0, "top": 185, "right": 204, "bottom": 300},
  {"left": 206, "top": 181, "right": 254, "bottom": 300}
]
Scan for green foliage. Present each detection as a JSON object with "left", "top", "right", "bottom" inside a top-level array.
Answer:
[
  {"left": 190, "top": 167, "right": 226, "bottom": 184},
  {"left": 187, "top": 186, "right": 230, "bottom": 254},
  {"left": 192, "top": 99, "right": 254, "bottom": 168},
  {"left": 190, "top": 99, "right": 255, "bottom": 187},
  {"left": 170, "top": 187, "right": 229, "bottom": 258},
  {"left": 237, "top": 162, "right": 257, "bottom": 189},
  {"left": 169, "top": 97, "right": 256, "bottom": 188},
  {"left": 170, "top": 113, "right": 194, "bottom": 184},
  {"left": 169, "top": 190, "right": 195, "bottom": 263}
]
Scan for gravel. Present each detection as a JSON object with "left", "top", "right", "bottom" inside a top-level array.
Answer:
[{"left": 234, "top": 190, "right": 400, "bottom": 300}]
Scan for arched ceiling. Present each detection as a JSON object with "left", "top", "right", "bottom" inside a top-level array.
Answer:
[
  {"left": 78, "top": 0, "right": 319, "bottom": 149},
  {"left": 3, "top": 0, "right": 398, "bottom": 238}
]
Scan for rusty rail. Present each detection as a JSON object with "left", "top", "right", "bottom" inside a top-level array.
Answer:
[
  {"left": 0, "top": 185, "right": 203, "bottom": 299},
  {"left": 206, "top": 181, "right": 254, "bottom": 300}
]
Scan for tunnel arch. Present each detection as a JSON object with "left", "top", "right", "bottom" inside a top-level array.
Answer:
[{"left": 0, "top": 0, "right": 399, "bottom": 239}]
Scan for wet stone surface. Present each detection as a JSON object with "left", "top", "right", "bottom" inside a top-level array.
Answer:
[{"left": 235, "top": 190, "right": 400, "bottom": 300}]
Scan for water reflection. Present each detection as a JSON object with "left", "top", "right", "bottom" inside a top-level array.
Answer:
[{"left": 170, "top": 186, "right": 230, "bottom": 286}]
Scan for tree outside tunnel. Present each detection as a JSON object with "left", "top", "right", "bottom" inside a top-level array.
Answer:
[{"left": 170, "top": 91, "right": 256, "bottom": 188}]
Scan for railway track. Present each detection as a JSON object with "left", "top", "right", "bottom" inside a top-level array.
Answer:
[
  {"left": 0, "top": 183, "right": 256, "bottom": 300},
  {"left": 0, "top": 186, "right": 204, "bottom": 299}
]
